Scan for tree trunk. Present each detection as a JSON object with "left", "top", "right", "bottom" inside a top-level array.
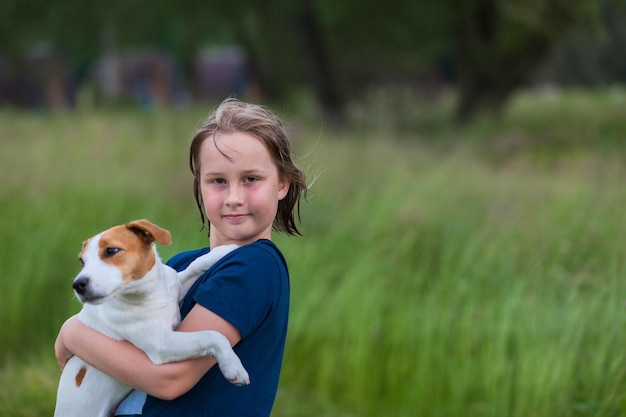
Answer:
[{"left": 297, "top": 0, "right": 346, "bottom": 125}]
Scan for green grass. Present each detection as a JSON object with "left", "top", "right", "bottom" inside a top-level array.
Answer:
[{"left": 1, "top": 90, "right": 626, "bottom": 416}]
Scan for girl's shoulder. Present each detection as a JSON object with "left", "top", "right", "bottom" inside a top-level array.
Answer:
[
  {"left": 221, "top": 239, "right": 287, "bottom": 273},
  {"left": 238, "top": 239, "right": 284, "bottom": 259}
]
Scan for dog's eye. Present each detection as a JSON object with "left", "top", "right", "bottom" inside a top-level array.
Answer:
[
  {"left": 78, "top": 258, "right": 84, "bottom": 267},
  {"left": 104, "top": 247, "right": 121, "bottom": 257}
]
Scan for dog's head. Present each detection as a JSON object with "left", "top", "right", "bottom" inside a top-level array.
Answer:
[{"left": 72, "top": 219, "right": 171, "bottom": 304}]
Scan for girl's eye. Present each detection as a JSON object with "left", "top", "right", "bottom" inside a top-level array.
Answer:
[
  {"left": 211, "top": 178, "right": 227, "bottom": 185},
  {"left": 244, "top": 176, "right": 258, "bottom": 183}
]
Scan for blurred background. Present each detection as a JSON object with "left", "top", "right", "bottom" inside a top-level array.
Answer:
[
  {"left": 1, "top": 1, "right": 626, "bottom": 417},
  {"left": 0, "top": 0, "right": 624, "bottom": 120}
]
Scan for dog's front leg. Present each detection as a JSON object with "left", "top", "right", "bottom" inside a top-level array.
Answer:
[
  {"left": 177, "top": 244, "right": 239, "bottom": 297},
  {"left": 138, "top": 329, "right": 250, "bottom": 385}
]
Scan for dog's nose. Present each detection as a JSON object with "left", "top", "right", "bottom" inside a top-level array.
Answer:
[{"left": 73, "top": 277, "right": 90, "bottom": 295}]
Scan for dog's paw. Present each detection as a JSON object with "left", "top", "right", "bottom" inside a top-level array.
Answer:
[
  {"left": 218, "top": 354, "right": 250, "bottom": 386},
  {"left": 183, "top": 244, "right": 239, "bottom": 277}
]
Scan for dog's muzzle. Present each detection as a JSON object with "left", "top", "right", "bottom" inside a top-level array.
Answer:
[{"left": 72, "top": 276, "right": 117, "bottom": 304}]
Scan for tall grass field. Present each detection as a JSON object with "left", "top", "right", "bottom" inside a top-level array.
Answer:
[{"left": 1, "top": 91, "right": 625, "bottom": 417}]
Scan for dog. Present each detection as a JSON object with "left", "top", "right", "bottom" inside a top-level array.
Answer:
[{"left": 54, "top": 219, "right": 249, "bottom": 417}]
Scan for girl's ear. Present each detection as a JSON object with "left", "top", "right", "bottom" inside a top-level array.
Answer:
[{"left": 278, "top": 177, "right": 290, "bottom": 201}]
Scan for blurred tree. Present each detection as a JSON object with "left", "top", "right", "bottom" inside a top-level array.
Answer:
[
  {"left": 536, "top": 0, "right": 626, "bottom": 86},
  {"left": 213, "top": 0, "right": 346, "bottom": 121},
  {"left": 218, "top": 0, "right": 301, "bottom": 99},
  {"left": 312, "top": 0, "right": 602, "bottom": 123},
  {"left": 0, "top": 0, "right": 608, "bottom": 123},
  {"left": 600, "top": 0, "right": 626, "bottom": 83},
  {"left": 453, "top": 0, "right": 601, "bottom": 122},
  {"left": 296, "top": 0, "right": 345, "bottom": 123}
]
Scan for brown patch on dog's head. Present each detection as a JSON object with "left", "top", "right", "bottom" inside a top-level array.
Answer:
[
  {"left": 75, "top": 366, "right": 87, "bottom": 387},
  {"left": 96, "top": 219, "right": 171, "bottom": 283}
]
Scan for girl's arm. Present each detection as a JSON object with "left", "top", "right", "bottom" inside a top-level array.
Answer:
[{"left": 54, "top": 305, "right": 242, "bottom": 401}]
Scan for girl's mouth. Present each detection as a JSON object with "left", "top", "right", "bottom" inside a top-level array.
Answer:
[{"left": 224, "top": 214, "right": 248, "bottom": 222}]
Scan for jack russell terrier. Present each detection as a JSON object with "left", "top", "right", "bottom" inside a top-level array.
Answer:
[{"left": 54, "top": 219, "right": 249, "bottom": 417}]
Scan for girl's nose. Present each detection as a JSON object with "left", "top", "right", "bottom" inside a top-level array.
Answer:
[{"left": 225, "top": 184, "right": 244, "bottom": 206}]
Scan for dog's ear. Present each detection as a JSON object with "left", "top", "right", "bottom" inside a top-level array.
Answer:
[{"left": 125, "top": 219, "right": 172, "bottom": 246}]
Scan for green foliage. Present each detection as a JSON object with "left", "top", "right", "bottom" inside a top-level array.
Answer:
[{"left": 0, "top": 91, "right": 625, "bottom": 416}]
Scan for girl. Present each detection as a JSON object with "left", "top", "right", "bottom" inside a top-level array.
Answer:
[{"left": 55, "top": 98, "right": 308, "bottom": 416}]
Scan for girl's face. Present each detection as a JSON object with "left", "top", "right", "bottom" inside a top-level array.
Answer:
[{"left": 199, "top": 131, "right": 290, "bottom": 248}]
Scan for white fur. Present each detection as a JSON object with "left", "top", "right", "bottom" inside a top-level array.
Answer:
[{"left": 54, "top": 230, "right": 248, "bottom": 417}]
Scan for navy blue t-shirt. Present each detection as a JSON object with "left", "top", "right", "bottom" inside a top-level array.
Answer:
[{"left": 120, "top": 239, "right": 290, "bottom": 417}]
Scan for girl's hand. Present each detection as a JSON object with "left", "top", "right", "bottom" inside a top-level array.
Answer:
[{"left": 54, "top": 316, "right": 78, "bottom": 370}]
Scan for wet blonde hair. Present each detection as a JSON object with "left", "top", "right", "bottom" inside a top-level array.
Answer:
[{"left": 189, "top": 98, "right": 307, "bottom": 236}]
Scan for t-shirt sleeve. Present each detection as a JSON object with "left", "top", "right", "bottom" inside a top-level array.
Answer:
[{"left": 192, "top": 245, "right": 281, "bottom": 339}]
